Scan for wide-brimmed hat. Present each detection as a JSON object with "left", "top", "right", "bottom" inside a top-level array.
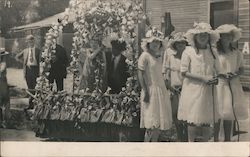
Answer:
[
  {"left": 26, "top": 34, "right": 35, "bottom": 41},
  {"left": 185, "top": 22, "right": 220, "bottom": 47},
  {"left": 0, "top": 48, "right": 9, "bottom": 56},
  {"left": 141, "top": 26, "right": 165, "bottom": 52},
  {"left": 215, "top": 24, "right": 242, "bottom": 42},
  {"left": 168, "top": 32, "right": 188, "bottom": 50}
]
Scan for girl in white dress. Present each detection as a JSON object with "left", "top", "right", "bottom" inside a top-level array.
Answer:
[
  {"left": 215, "top": 24, "right": 248, "bottom": 141},
  {"left": 162, "top": 32, "right": 188, "bottom": 142},
  {"left": 138, "top": 28, "right": 172, "bottom": 142},
  {"left": 178, "top": 23, "right": 220, "bottom": 142}
]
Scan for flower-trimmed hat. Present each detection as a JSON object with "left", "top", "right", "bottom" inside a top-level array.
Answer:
[
  {"left": 215, "top": 24, "right": 242, "bottom": 42},
  {"left": 185, "top": 22, "right": 220, "bottom": 47},
  {"left": 141, "top": 26, "right": 165, "bottom": 52},
  {"left": 167, "top": 32, "right": 188, "bottom": 50}
]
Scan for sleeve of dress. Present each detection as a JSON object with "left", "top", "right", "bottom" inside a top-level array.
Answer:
[
  {"left": 138, "top": 52, "right": 148, "bottom": 71},
  {"left": 180, "top": 50, "right": 190, "bottom": 73},
  {"left": 162, "top": 50, "right": 170, "bottom": 73},
  {"left": 237, "top": 50, "right": 244, "bottom": 69}
]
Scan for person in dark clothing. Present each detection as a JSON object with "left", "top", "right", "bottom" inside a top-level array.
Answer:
[
  {"left": 0, "top": 48, "right": 10, "bottom": 128},
  {"left": 48, "top": 44, "right": 69, "bottom": 91},
  {"left": 106, "top": 40, "right": 129, "bottom": 94}
]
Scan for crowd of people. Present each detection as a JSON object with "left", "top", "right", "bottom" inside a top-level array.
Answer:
[
  {"left": 137, "top": 23, "right": 248, "bottom": 142},
  {"left": 0, "top": 22, "right": 248, "bottom": 142}
]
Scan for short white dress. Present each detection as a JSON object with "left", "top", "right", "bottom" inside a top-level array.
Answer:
[
  {"left": 138, "top": 52, "right": 172, "bottom": 130},
  {"left": 216, "top": 50, "right": 248, "bottom": 120},
  {"left": 178, "top": 46, "right": 219, "bottom": 125}
]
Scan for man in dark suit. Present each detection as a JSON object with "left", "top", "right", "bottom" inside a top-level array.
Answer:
[
  {"left": 15, "top": 35, "right": 40, "bottom": 109},
  {"left": 48, "top": 44, "right": 69, "bottom": 91},
  {"left": 106, "top": 40, "right": 129, "bottom": 94}
]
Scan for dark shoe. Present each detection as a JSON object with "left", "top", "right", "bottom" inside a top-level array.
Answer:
[
  {"left": 24, "top": 109, "right": 31, "bottom": 120},
  {"left": 233, "top": 130, "right": 248, "bottom": 136}
]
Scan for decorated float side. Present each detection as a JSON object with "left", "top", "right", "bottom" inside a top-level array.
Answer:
[{"left": 32, "top": 0, "right": 148, "bottom": 141}]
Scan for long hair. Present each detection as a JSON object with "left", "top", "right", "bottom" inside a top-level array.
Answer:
[
  {"left": 194, "top": 35, "right": 216, "bottom": 59},
  {"left": 216, "top": 38, "right": 235, "bottom": 54}
]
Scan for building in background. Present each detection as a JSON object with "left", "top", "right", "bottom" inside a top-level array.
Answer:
[{"left": 145, "top": 0, "right": 250, "bottom": 87}]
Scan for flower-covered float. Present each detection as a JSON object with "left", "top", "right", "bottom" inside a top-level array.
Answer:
[{"left": 32, "top": 0, "right": 147, "bottom": 141}]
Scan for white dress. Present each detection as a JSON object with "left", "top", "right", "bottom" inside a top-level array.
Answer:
[
  {"left": 138, "top": 52, "right": 172, "bottom": 130},
  {"left": 216, "top": 50, "right": 248, "bottom": 120},
  {"left": 178, "top": 46, "right": 219, "bottom": 125},
  {"left": 162, "top": 50, "right": 183, "bottom": 87}
]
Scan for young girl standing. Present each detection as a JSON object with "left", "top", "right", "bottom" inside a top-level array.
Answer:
[
  {"left": 138, "top": 29, "right": 172, "bottom": 142},
  {"left": 162, "top": 32, "right": 188, "bottom": 142},
  {"left": 178, "top": 23, "right": 220, "bottom": 142},
  {"left": 215, "top": 24, "right": 248, "bottom": 141}
]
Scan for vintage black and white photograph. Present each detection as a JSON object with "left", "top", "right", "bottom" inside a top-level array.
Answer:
[{"left": 0, "top": 0, "right": 249, "bottom": 156}]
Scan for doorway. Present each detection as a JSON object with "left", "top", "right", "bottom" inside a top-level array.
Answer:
[{"left": 210, "top": 0, "right": 238, "bottom": 29}]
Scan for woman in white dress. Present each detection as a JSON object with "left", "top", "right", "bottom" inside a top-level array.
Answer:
[
  {"left": 138, "top": 28, "right": 172, "bottom": 142},
  {"left": 162, "top": 32, "right": 188, "bottom": 142},
  {"left": 215, "top": 24, "right": 248, "bottom": 141},
  {"left": 178, "top": 23, "right": 220, "bottom": 142}
]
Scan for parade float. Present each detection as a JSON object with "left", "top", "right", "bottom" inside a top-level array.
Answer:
[{"left": 32, "top": 0, "right": 147, "bottom": 141}]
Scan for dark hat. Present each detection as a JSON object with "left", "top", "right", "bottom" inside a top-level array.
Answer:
[{"left": 111, "top": 40, "right": 127, "bottom": 51}]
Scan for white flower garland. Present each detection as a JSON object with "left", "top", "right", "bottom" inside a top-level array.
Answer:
[{"left": 35, "top": 0, "right": 144, "bottom": 104}]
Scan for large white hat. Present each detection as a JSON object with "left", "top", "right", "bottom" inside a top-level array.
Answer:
[
  {"left": 141, "top": 26, "right": 165, "bottom": 52},
  {"left": 167, "top": 32, "right": 188, "bottom": 50},
  {"left": 185, "top": 22, "right": 220, "bottom": 47},
  {"left": 215, "top": 24, "right": 242, "bottom": 42}
]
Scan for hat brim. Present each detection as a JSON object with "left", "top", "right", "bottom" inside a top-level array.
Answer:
[
  {"left": 216, "top": 27, "right": 242, "bottom": 42},
  {"left": 141, "top": 37, "right": 165, "bottom": 52},
  {"left": 185, "top": 29, "right": 220, "bottom": 47},
  {"left": 168, "top": 39, "right": 188, "bottom": 50},
  {"left": 0, "top": 51, "right": 9, "bottom": 56}
]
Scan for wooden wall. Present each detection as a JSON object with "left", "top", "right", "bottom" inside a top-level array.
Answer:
[
  {"left": 145, "top": 0, "right": 250, "bottom": 87},
  {"left": 238, "top": 0, "right": 250, "bottom": 87},
  {"left": 145, "top": 0, "right": 209, "bottom": 32}
]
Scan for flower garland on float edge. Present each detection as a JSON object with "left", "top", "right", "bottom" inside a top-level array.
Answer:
[{"left": 34, "top": 0, "right": 144, "bottom": 115}]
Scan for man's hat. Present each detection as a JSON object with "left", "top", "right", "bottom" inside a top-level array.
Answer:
[
  {"left": 102, "top": 32, "right": 128, "bottom": 51},
  {"left": 0, "top": 38, "right": 9, "bottom": 56},
  {"left": 0, "top": 48, "right": 9, "bottom": 56},
  {"left": 26, "top": 34, "right": 35, "bottom": 41}
]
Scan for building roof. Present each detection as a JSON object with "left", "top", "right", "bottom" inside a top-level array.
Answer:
[{"left": 11, "top": 12, "right": 76, "bottom": 32}]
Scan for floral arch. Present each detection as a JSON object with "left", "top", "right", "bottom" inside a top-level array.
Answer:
[{"left": 33, "top": 0, "right": 147, "bottom": 129}]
